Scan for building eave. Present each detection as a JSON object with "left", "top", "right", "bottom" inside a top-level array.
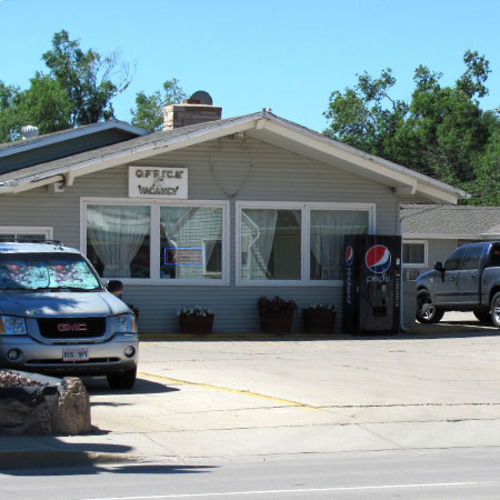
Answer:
[{"left": 0, "top": 111, "right": 469, "bottom": 204}]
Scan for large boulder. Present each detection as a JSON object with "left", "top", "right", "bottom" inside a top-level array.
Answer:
[
  {"left": 0, "top": 370, "right": 91, "bottom": 435},
  {"left": 52, "top": 377, "right": 91, "bottom": 435}
]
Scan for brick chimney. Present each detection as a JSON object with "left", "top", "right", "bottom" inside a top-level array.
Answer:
[{"left": 163, "top": 91, "right": 222, "bottom": 130}]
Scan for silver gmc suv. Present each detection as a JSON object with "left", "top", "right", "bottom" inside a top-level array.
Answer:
[{"left": 0, "top": 241, "right": 138, "bottom": 389}]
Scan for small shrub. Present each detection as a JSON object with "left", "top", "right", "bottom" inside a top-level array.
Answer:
[
  {"left": 258, "top": 296, "right": 297, "bottom": 314},
  {"left": 177, "top": 306, "right": 213, "bottom": 317}
]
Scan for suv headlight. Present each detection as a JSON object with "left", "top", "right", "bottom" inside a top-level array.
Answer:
[
  {"left": 112, "top": 313, "right": 137, "bottom": 334},
  {"left": 0, "top": 315, "right": 27, "bottom": 335}
]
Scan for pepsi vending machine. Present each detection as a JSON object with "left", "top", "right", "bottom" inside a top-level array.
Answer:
[{"left": 343, "top": 235, "right": 401, "bottom": 334}]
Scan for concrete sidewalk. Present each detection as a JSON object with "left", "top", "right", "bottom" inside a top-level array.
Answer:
[{"left": 2, "top": 315, "right": 500, "bottom": 469}]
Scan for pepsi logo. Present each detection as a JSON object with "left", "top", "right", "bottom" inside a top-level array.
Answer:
[
  {"left": 345, "top": 246, "right": 354, "bottom": 265},
  {"left": 365, "top": 245, "right": 391, "bottom": 274}
]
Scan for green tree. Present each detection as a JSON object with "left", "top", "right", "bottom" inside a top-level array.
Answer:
[
  {"left": 465, "top": 111, "right": 500, "bottom": 205},
  {"left": 0, "top": 30, "right": 132, "bottom": 141},
  {"left": 131, "top": 78, "right": 186, "bottom": 131},
  {"left": 42, "top": 29, "right": 132, "bottom": 126},
  {"left": 0, "top": 81, "right": 20, "bottom": 141},
  {"left": 324, "top": 51, "right": 498, "bottom": 200}
]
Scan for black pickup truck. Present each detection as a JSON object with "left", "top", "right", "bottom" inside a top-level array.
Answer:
[{"left": 416, "top": 241, "right": 500, "bottom": 326}]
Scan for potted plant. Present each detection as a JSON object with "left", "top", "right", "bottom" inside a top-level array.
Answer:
[
  {"left": 258, "top": 296, "right": 297, "bottom": 335},
  {"left": 177, "top": 306, "right": 215, "bottom": 335},
  {"left": 303, "top": 304, "right": 336, "bottom": 333}
]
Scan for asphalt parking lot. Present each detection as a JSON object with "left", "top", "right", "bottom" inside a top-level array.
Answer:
[{"left": 79, "top": 312, "right": 500, "bottom": 460}]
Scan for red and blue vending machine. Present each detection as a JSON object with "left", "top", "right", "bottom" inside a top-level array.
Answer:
[{"left": 343, "top": 234, "right": 401, "bottom": 334}]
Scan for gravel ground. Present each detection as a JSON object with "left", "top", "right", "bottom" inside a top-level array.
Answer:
[{"left": 0, "top": 370, "right": 47, "bottom": 388}]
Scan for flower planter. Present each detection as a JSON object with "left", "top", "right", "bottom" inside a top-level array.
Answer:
[
  {"left": 178, "top": 314, "right": 214, "bottom": 335},
  {"left": 303, "top": 309, "right": 336, "bottom": 333},
  {"left": 259, "top": 310, "right": 294, "bottom": 335}
]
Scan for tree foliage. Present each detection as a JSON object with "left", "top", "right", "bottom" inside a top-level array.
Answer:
[
  {"left": 324, "top": 51, "right": 500, "bottom": 204},
  {"left": 0, "top": 29, "right": 185, "bottom": 141},
  {"left": 0, "top": 30, "right": 132, "bottom": 141},
  {"left": 42, "top": 30, "right": 132, "bottom": 127},
  {"left": 131, "top": 78, "right": 186, "bottom": 132}
]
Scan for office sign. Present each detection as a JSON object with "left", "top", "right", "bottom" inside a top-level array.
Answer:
[{"left": 128, "top": 166, "right": 188, "bottom": 199}]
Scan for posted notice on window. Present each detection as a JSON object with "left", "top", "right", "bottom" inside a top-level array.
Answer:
[{"left": 129, "top": 166, "right": 188, "bottom": 199}]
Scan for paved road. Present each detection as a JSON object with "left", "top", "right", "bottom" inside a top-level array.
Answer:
[{"left": 2, "top": 448, "right": 500, "bottom": 499}]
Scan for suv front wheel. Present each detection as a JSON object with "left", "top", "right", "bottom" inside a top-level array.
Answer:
[
  {"left": 416, "top": 290, "right": 444, "bottom": 324},
  {"left": 107, "top": 367, "right": 137, "bottom": 390}
]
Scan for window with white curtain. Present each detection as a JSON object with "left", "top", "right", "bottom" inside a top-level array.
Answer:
[
  {"left": 160, "top": 206, "right": 223, "bottom": 280},
  {"left": 237, "top": 202, "right": 374, "bottom": 284},
  {"left": 86, "top": 205, "right": 151, "bottom": 278},
  {"left": 310, "top": 210, "right": 369, "bottom": 280},
  {"left": 241, "top": 208, "right": 301, "bottom": 280},
  {"left": 83, "top": 199, "right": 228, "bottom": 284}
]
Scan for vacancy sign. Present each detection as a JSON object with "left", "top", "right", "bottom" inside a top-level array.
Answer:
[{"left": 129, "top": 166, "right": 188, "bottom": 199}]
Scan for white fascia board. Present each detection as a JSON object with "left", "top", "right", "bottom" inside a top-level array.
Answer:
[
  {"left": 412, "top": 180, "right": 464, "bottom": 205},
  {"left": 0, "top": 116, "right": 261, "bottom": 194},
  {"left": 480, "top": 233, "right": 500, "bottom": 239},
  {"left": 403, "top": 233, "right": 481, "bottom": 240},
  {"left": 258, "top": 115, "right": 467, "bottom": 204}
]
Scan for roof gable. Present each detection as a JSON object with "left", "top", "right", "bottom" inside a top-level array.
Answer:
[{"left": 0, "top": 111, "right": 467, "bottom": 204}]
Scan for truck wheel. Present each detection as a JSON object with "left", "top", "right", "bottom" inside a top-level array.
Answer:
[
  {"left": 490, "top": 292, "right": 500, "bottom": 328},
  {"left": 416, "top": 290, "right": 444, "bottom": 324},
  {"left": 107, "top": 367, "right": 137, "bottom": 390},
  {"left": 473, "top": 310, "right": 492, "bottom": 324}
]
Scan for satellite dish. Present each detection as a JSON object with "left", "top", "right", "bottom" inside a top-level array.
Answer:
[{"left": 190, "top": 91, "right": 213, "bottom": 105}]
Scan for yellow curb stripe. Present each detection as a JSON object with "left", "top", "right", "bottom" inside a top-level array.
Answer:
[{"left": 138, "top": 372, "right": 323, "bottom": 412}]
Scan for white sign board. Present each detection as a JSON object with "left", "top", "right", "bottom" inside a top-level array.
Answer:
[{"left": 128, "top": 166, "right": 188, "bottom": 199}]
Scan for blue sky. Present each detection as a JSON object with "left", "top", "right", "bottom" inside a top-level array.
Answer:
[{"left": 1, "top": 0, "right": 499, "bottom": 132}]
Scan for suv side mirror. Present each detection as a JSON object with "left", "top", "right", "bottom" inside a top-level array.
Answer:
[{"left": 434, "top": 261, "right": 444, "bottom": 272}]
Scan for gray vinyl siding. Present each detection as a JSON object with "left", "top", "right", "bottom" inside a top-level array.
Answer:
[{"left": 0, "top": 136, "right": 402, "bottom": 333}]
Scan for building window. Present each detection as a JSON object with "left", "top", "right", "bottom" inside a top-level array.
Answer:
[
  {"left": 82, "top": 199, "right": 228, "bottom": 284},
  {"left": 237, "top": 202, "right": 374, "bottom": 285},
  {"left": 403, "top": 241, "right": 427, "bottom": 267},
  {"left": 241, "top": 208, "right": 301, "bottom": 280},
  {"left": 0, "top": 226, "right": 53, "bottom": 242},
  {"left": 86, "top": 205, "right": 151, "bottom": 278},
  {"left": 310, "top": 210, "right": 369, "bottom": 280},
  {"left": 160, "top": 206, "right": 223, "bottom": 280}
]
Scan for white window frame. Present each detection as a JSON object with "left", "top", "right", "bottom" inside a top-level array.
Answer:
[
  {"left": 0, "top": 226, "right": 53, "bottom": 240},
  {"left": 80, "top": 197, "right": 230, "bottom": 286},
  {"left": 402, "top": 239, "right": 428, "bottom": 268},
  {"left": 236, "top": 201, "right": 375, "bottom": 287}
]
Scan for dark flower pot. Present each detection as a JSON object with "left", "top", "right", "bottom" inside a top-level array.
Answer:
[
  {"left": 178, "top": 314, "right": 214, "bottom": 335},
  {"left": 259, "top": 310, "right": 294, "bottom": 335},
  {"left": 303, "top": 309, "right": 336, "bottom": 333}
]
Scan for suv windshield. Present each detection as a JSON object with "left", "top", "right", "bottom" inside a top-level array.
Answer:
[{"left": 0, "top": 253, "right": 101, "bottom": 291}]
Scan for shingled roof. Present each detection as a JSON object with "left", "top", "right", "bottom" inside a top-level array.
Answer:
[
  {"left": 401, "top": 204, "right": 500, "bottom": 239},
  {"left": 0, "top": 110, "right": 468, "bottom": 204}
]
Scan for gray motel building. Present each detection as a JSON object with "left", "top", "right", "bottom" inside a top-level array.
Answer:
[{"left": 0, "top": 100, "right": 467, "bottom": 333}]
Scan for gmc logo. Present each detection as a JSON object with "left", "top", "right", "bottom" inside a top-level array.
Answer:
[{"left": 57, "top": 322, "right": 88, "bottom": 333}]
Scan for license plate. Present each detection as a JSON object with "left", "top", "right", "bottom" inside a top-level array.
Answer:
[{"left": 62, "top": 347, "right": 89, "bottom": 362}]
